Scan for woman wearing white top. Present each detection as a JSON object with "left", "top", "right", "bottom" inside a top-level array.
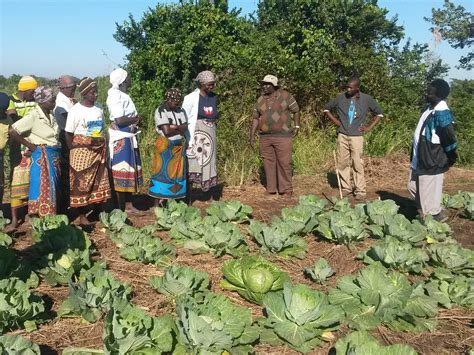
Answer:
[{"left": 106, "top": 68, "right": 142, "bottom": 213}]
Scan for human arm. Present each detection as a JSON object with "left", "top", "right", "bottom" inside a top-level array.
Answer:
[
  {"left": 65, "top": 132, "right": 74, "bottom": 150},
  {"left": 435, "top": 110, "right": 457, "bottom": 166},
  {"left": 249, "top": 103, "right": 261, "bottom": 148},
  {"left": 359, "top": 96, "right": 384, "bottom": 133},
  {"left": 323, "top": 97, "right": 341, "bottom": 126},
  {"left": 114, "top": 115, "right": 140, "bottom": 126},
  {"left": 8, "top": 127, "right": 36, "bottom": 152},
  {"left": 9, "top": 112, "right": 36, "bottom": 152},
  {"left": 107, "top": 94, "right": 140, "bottom": 126},
  {"left": 159, "top": 123, "right": 188, "bottom": 137}
]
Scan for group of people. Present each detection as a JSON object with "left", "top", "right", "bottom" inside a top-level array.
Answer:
[{"left": 0, "top": 70, "right": 457, "bottom": 231}]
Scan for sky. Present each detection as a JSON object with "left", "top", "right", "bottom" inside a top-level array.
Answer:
[{"left": 1, "top": 0, "right": 472, "bottom": 81}]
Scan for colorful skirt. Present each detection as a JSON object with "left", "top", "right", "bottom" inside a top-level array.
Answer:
[
  {"left": 149, "top": 136, "right": 187, "bottom": 199},
  {"left": 69, "top": 135, "right": 111, "bottom": 207},
  {"left": 28, "top": 146, "right": 60, "bottom": 216},
  {"left": 188, "top": 119, "right": 218, "bottom": 192},
  {"left": 110, "top": 125, "right": 143, "bottom": 193},
  {"left": 10, "top": 153, "right": 32, "bottom": 209}
]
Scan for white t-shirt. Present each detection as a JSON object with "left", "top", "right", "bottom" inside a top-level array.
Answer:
[
  {"left": 106, "top": 88, "right": 137, "bottom": 121},
  {"left": 65, "top": 103, "right": 105, "bottom": 138},
  {"left": 154, "top": 104, "right": 188, "bottom": 141},
  {"left": 53, "top": 91, "right": 75, "bottom": 131}
]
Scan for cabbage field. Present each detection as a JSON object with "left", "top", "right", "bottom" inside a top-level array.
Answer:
[{"left": 0, "top": 179, "right": 473, "bottom": 354}]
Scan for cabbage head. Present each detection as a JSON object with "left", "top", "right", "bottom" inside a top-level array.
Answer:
[{"left": 220, "top": 255, "right": 290, "bottom": 304}]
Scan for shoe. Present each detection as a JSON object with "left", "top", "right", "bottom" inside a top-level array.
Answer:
[{"left": 432, "top": 212, "right": 448, "bottom": 223}]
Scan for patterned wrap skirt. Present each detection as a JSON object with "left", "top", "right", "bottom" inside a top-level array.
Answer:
[
  {"left": 188, "top": 119, "right": 218, "bottom": 192},
  {"left": 148, "top": 136, "right": 187, "bottom": 199},
  {"left": 10, "top": 152, "right": 31, "bottom": 209},
  {"left": 110, "top": 124, "right": 143, "bottom": 193},
  {"left": 69, "top": 135, "right": 111, "bottom": 207},
  {"left": 28, "top": 145, "right": 60, "bottom": 216}
]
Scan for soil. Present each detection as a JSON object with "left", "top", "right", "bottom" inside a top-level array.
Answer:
[{"left": 4, "top": 155, "right": 474, "bottom": 354}]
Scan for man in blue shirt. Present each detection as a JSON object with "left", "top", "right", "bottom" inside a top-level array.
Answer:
[{"left": 324, "top": 77, "right": 384, "bottom": 200}]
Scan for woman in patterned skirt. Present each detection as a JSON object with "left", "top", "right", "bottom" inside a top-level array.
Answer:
[
  {"left": 182, "top": 70, "right": 219, "bottom": 200},
  {"left": 106, "top": 68, "right": 142, "bottom": 213},
  {"left": 149, "top": 88, "right": 188, "bottom": 206}
]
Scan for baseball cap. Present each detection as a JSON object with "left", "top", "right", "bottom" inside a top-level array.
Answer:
[{"left": 261, "top": 75, "right": 278, "bottom": 87}]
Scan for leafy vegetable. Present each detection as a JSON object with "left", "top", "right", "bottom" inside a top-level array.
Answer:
[
  {"left": 30, "top": 214, "right": 69, "bottom": 242},
  {"left": 99, "top": 209, "right": 128, "bottom": 233},
  {"left": 334, "top": 330, "right": 417, "bottom": 355},
  {"left": 206, "top": 200, "right": 253, "bottom": 223},
  {"left": 0, "top": 278, "right": 46, "bottom": 333},
  {"left": 119, "top": 232, "right": 176, "bottom": 267},
  {"left": 0, "top": 334, "right": 41, "bottom": 354},
  {"left": 103, "top": 300, "right": 178, "bottom": 354},
  {"left": 175, "top": 292, "right": 259, "bottom": 354},
  {"left": 260, "top": 282, "right": 343, "bottom": 353},
  {"left": 171, "top": 216, "right": 249, "bottom": 257},
  {"left": 422, "top": 214, "right": 452, "bottom": 243},
  {"left": 316, "top": 209, "right": 368, "bottom": 245},
  {"left": 58, "top": 262, "right": 132, "bottom": 322},
  {"left": 442, "top": 192, "right": 465, "bottom": 209},
  {"left": 360, "top": 236, "right": 429, "bottom": 274},
  {"left": 304, "top": 258, "right": 335, "bottom": 284},
  {"left": 154, "top": 200, "right": 201, "bottom": 230},
  {"left": 381, "top": 214, "right": 427, "bottom": 245},
  {"left": 462, "top": 192, "right": 474, "bottom": 220},
  {"left": 365, "top": 199, "right": 399, "bottom": 226},
  {"left": 280, "top": 205, "right": 319, "bottom": 234},
  {"left": 328, "top": 263, "right": 437, "bottom": 331},
  {"left": 220, "top": 255, "right": 290, "bottom": 304},
  {"left": 149, "top": 264, "right": 209, "bottom": 298},
  {"left": 249, "top": 219, "right": 307, "bottom": 259},
  {"left": 427, "top": 243, "right": 474, "bottom": 275},
  {"left": 298, "top": 195, "right": 327, "bottom": 211},
  {"left": 0, "top": 246, "right": 38, "bottom": 288},
  {"left": 0, "top": 211, "right": 10, "bottom": 231},
  {"left": 424, "top": 268, "right": 474, "bottom": 309},
  {"left": 0, "top": 232, "right": 12, "bottom": 247}
]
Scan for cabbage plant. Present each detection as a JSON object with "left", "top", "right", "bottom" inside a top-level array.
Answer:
[
  {"left": 428, "top": 243, "right": 474, "bottom": 275},
  {"left": 304, "top": 258, "right": 335, "bottom": 284},
  {"left": 206, "top": 200, "right": 253, "bottom": 223},
  {"left": 176, "top": 292, "right": 259, "bottom": 354},
  {"left": 0, "top": 211, "right": 10, "bottom": 231},
  {"left": 220, "top": 255, "right": 290, "bottom": 304},
  {"left": 30, "top": 214, "right": 69, "bottom": 242},
  {"left": 59, "top": 262, "right": 132, "bottom": 322},
  {"left": 316, "top": 210, "right": 368, "bottom": 245},
  {"left": 149, "top": 264, "right": 210, "bottom": 298},
  {"left": 0, "top": 232, "right": 12, "bottom": 247},
  {"left": 154, "top": 200, "right": 201, "bottom": 230},
  {"left": 260, "top": 282, "right": 343, "bottom": 353},
  {"left": 365, "top": 199, "right": 399, "bottom": 226},
  {"left": 334, "top": 331, "right": 417, "bottom": 355},
  {"left": 382, "top": 214, "right": 427, "bottom": 245},
  {"left": 424, "top": 268, "right": 474, "bottom": 309},
  {"left": 422, "top": 214, "right": 452, "bottom": 243},
  {"left": 0, "top": 334, "right": 41, "bottom": 354}
]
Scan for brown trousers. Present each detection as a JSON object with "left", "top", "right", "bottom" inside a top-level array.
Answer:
[
  {"left": 337, "top": 133, "right": 366, "bottom": 195},
  {"left": 259, "top": 135, "right": 293, "bottom": 194}
]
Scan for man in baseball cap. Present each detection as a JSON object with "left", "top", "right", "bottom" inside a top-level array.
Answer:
[{"left": 250, "top": 74, "right": 300, "bottom": 197}]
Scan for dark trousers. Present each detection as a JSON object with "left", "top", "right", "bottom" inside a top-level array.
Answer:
[
  {"left": 58, "top": 131, "right": 70, "bottom": 213},
  {"left": 259, "top": 135, "right": 293, "bottom": 194}
]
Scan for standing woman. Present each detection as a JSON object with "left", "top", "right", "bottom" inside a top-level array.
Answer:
[
  {"left": 182, "top": 71, "right": 219, "bottom": 198},
  {"left": 8, "top": 87, "right": 60, "bottom": 225},
  {"left": 65, "top": 77, "right": 111, "bottom": 225},
  {"left": 149, "top": 89, "right": 188, "bottom": 206},
  {"left": 106, "top": 68, "right": 142, "bottom": 213}
]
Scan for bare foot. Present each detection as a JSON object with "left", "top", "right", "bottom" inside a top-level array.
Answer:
[
  {"left": 72, "top": 215, "right": 94, "bottom": 226},
  {"left": 125, "top": 203, "right": 140, "bottom": 214},
  {"left": 154, "top": 199, "right": 165, "bottom": 208}
]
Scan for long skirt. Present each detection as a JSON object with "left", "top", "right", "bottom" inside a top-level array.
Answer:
[
  {"left": 69, "top": 135, "right": 111, "bottom": 207},
  {"left": 148, "top": 136, "right": 187, "bottom": 199},
  {"left": 28, "top": 146, "right": 60, "bottom": 216},
  {"left": 10, "top": 153, "right": 31, "bottom": 209},
  {"left": 110, "top": 125, "right": 143, "bottom": 193},
  {"left": 188, "top": 119, "right": 218, "bottom": 192}
]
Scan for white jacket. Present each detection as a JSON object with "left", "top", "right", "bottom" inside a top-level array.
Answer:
[{"left": 181, "top": 88, "right": 200, "bottom": 154}]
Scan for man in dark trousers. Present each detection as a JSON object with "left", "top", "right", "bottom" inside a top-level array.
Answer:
[
  {"left": 324, "top": 77, "right": 383, "bottom": 200},
  {"left": 250, "top": 75, "right": 300, "bottom": 196},
  {"left": 408, "top": 79, "right": 457, "bottom": 222}
]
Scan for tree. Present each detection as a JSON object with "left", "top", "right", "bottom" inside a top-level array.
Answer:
[{"left": 426, "top": 0, "right": 474, "bottom": 70}]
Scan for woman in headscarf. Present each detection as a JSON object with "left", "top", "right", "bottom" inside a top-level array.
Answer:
[
  {"left": 106, "top": 68, "right": 142, "bottom": 213},
  {"left": 6, "top": 86, "right": 60, "bottom": 230},
  {"left": 65, "top": 77, "right": 111, "bottom": 225},
  {"left": 149, "top": 88, "right": 188, "bottom": 206},
  {"left": 182, "top": 70, "right": 219, "bottom": 199}
]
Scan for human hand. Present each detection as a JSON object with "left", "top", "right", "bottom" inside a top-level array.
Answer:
[
  {"left": 358, "top": 126, "right": 370, "bottom": 133},
  {"left": 24, "top": 145, "right": 36, "bottom": 156}
]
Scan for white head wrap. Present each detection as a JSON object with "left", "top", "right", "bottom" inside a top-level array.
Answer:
[
  {"left": 195, "top": 70, "right": 216, "bottom": 86},
  {"left": 110, "top": 68, "right": 128, "bottom": 89}
]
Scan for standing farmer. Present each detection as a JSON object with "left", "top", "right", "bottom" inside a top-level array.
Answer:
[
  {"left": 250, "top": 75, "right": 300, "bottom": 196},
  {"left": 323, "top": 77, "right": 383, "bottom": 200},
  {"left": 408, "top": 79, "right": 457, "bottom": 221}
]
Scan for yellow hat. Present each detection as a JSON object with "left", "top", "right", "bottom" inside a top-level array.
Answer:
[{"left": 18, "top": 76, "right": 38, "bottom": 91}]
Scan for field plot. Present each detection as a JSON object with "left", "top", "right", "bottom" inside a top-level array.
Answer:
[{"left": 2, "top": 158, "right": 473, "bottom": 354}]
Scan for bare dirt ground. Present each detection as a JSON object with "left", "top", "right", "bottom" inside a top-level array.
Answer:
[{"left": 5, "top": 155, "right": 474, "bottom": 354}]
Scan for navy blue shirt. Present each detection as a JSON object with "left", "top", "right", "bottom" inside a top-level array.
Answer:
[{"left": 197, "top": 93, "right": 219, "bottom": 120}]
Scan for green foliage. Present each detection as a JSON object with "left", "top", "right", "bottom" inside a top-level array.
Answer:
[
  {"left": 29, "top": 214, "right": 69, "bottom": 242},
  {"left": 424, "top": 268, "right": 474, "bottom": 309},
  {"left": 360, "top": 236, "right": 429, "bottom": 274},
  {"left": 0, "top": 233, "right": 12, "bottom": 247},
  {"left": 99, "top": 209, "right": 128, "bottom": 234},
  {"left": 378, "top": 214, "right": 427, "bottom": 245},
  {"left": 0, "top": 247, "right": 38, "bottom": 288},
  {"left": 334, "top": 330, "right": 417, "bottom": 355},
  {"left": 365, "top": 199, "right": 399, "bottom": 226},
  {"left": 427, "top": 242, "right": 474, "bottom": 275},
  {"left": 220, "top": 255, "right": 290, "bottom": 304},
  {"left": 0, "top": 334, "right": 41, "bottom": 354},
  {"left": 422, "top": 214, "right": 453, "bottom": 243},
  {"left": 103, "top": 300, "right": 178, "bottom": 354},
  {"left": 149, "top": 264, "right": 210, "bottom": 299},
  {"left": 260, "top": 282, "right": 343, "bottom": 353},
  {"left": 0, "top": 211, "right": 10, "bottom": 231},
  {"left": 206, "top": 200, "right": 253, "bottom": 223},
  {"left": 316, "top": 207, "right": 368, "bottom": 245},
  {"left": 249, "top": 219, "right": 307, "bottom": 259},
  {"left": 154, "top": 201, "right": 201, "bottom": 230},
  {"left": 175, "top": 292, "right": 259, "bottom": 354},
  {"left": 304, "top": 258, "right": 335, "bottom": 284},
  {"left": 58, "top": 262, "right": 132, "bottom": 323},
  {"left": 0, "top": 278, "right": 46, "bottom": 333},
  {"left": 328, "top": 263, "right": 438, "bottom": 331}
]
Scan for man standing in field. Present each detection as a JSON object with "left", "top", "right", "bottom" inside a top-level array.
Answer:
[
  {"left": 408, "top": 79, "right": 457, "bottom": 222},
  {"left": 250, "top": 75, "right": 300, "bottom": 196},
  {"left": 54, "top": 75, "right": 78, "bottom": 213},
  {"left": 324, "top": 77, "right": 383, "bottom": 200}
]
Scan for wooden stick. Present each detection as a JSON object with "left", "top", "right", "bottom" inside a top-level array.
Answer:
[{"left": 333, "top": 150, "right": 343, "bottom": 199}]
